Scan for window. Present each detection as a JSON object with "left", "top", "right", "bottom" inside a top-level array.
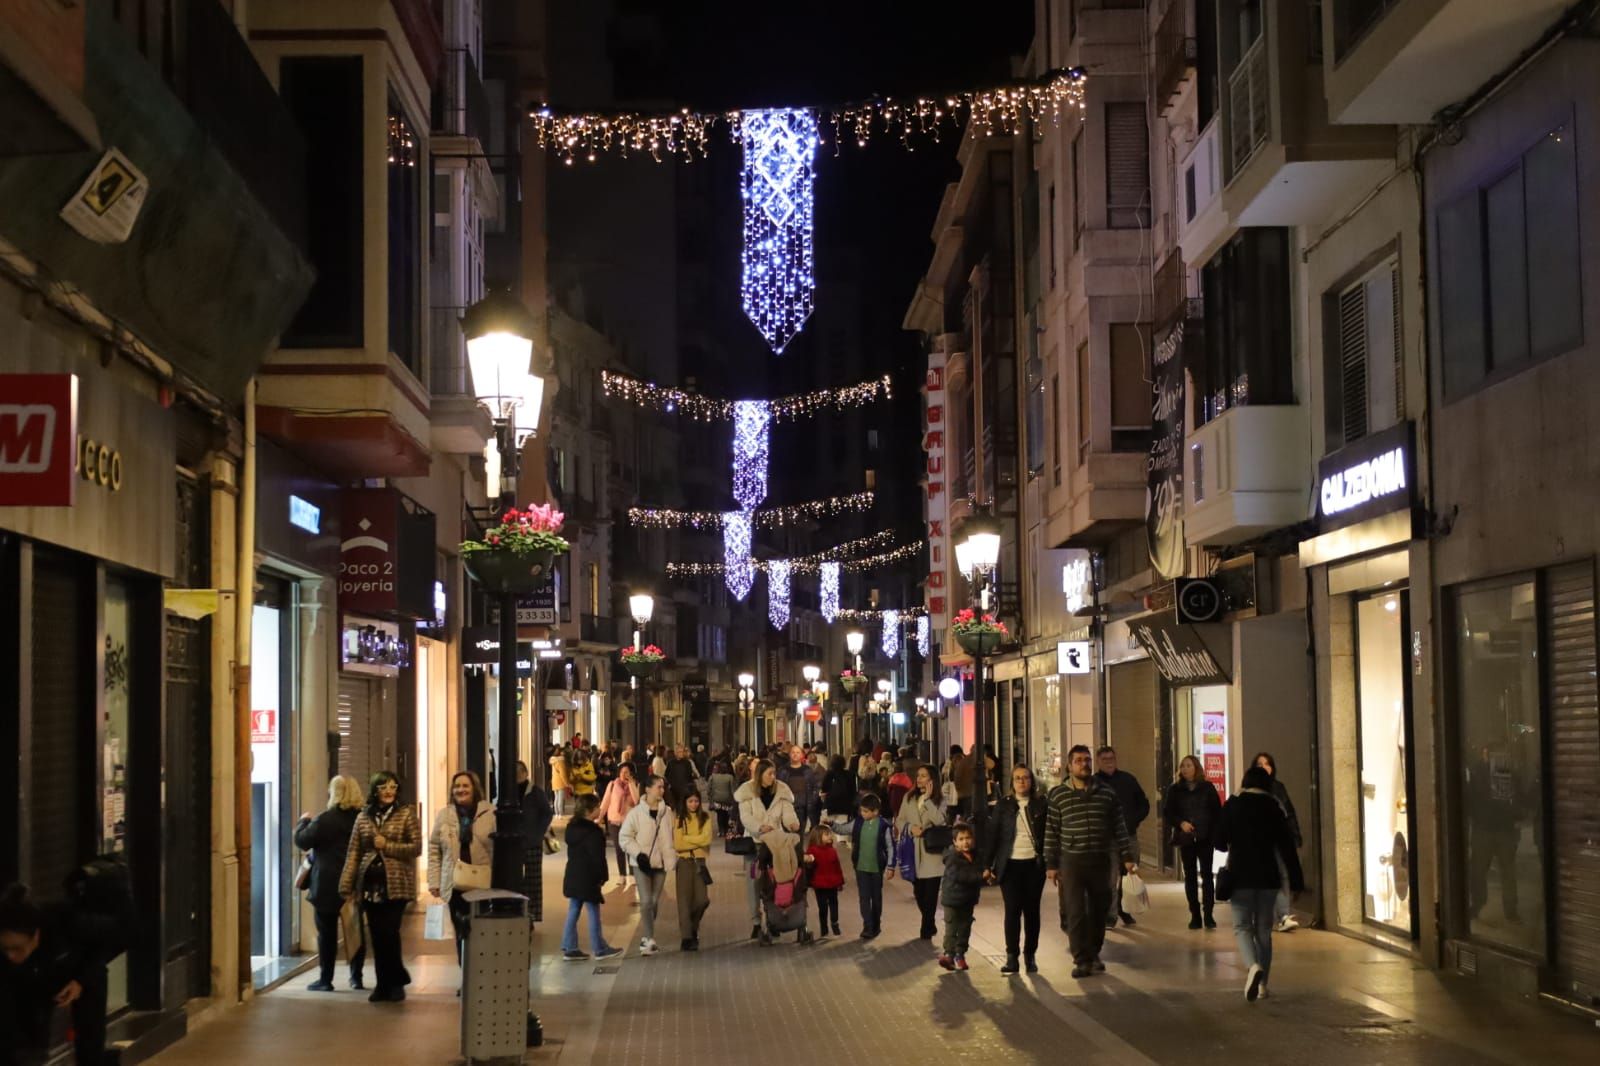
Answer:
[
  {"left": 1105, "top": 103, "right": 1150, "bottom": 229},
  {"left": 1025, "top": 352, "right": 1046, "bottom": 480},
  {"left": 1076, "top": 340, "right": 1091, "bottom": 463},
  {"left": 1334, "top": 0, "right": 1401, "bottom": 61},
  {"left": 1437, "top": 121, "right": 1581, "bottom": 398},
  {"left": 1048, "top": 184, "right": 1058, "bottom": 288},
  {"left": 1051, "top": 374, "right": 1062, "bottom": 485},
  {"left": 864, "top": 468, "right": 877, "bottom": 490},
  {"left": 1199, "top": 228, "right": 1293, "bottom": 425},
  {"left": 387, "top": 93, "right": 422, "bottom": 376},
  {"left": 1071, "top": 131, "right": 1085, "bottom": 246},
  {"left": 1325, "top": 259, "right": 1402, "bottom": 451},
  {"left": 1110, "top": 324, "right": 1151, "bottom": 450},
  {"left": 585, "top": 562, "right": 600, "bottom": 617}
]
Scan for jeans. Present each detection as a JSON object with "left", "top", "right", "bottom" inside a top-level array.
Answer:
[
  {"left": 608, "top": 823, "right": 628, "bottom": 878},
  {"left": 913, "top": 876, "right": 941, "bottom": 938},
  {"left": 999, "top": 858, "right": 1045, "bottom": 957},
  {"left": 363, "top": 899, "right": 411, "bottom": 992},
  {"left": 1179, "top": 843, "right": 1215, "bottom": 916},
  {"left": 553, "top": 789, "right": 567, "bottom": 817},
  {"left": 1059, "top": 853, "right": 1113, "bottom": 964},
  {"left": 814, "top": 887, "right": 839, "bottom": 931},
  {"left": 1231, "top": 887, "right": 1277, "bottom": 977},
  {"left": 635, "top": 866, "right": 668, "bottom": 941},
  {"left": 561, "top": 898, "right": 609, "bottom": 954},
  {"left": 942, "top": 905, "right": 975, "bottom": 957},
  {"left": 856, "top": 871, "right": 884, "bottom": 934}
]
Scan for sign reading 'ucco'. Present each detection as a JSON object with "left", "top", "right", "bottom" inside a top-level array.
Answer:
[
  {"left": 923, "top": 352, "right": 950, "bottom": 633},
  {"left": 1315, "top": 421, "right": 1417, "bottom": 534}
]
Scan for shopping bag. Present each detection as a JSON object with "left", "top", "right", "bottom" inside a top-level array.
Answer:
[
  {"left": 1120, "top": 871, "right": 1150, "bottom": 915},
  {"left": 424, "top": 903, "right": 449, "bottom": 941},
  {"left": 895, "top": 830, "right": 917, "bottom": 882}
]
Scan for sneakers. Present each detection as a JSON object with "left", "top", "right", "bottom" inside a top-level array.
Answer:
[
  {"left": 561, "top": 950, "right": 590, "bottom": 962},
  {"left": 954, "top": 955, "right": 969, "bottom": 971},
  {"left": 1275, "top": 914, "right": 1299, "bottom": 932},
  {"left": 1245, "top": 963, "right": 1265, "bottom": 1002},
  {"left": 306, "top": 980, "right": 335, "bottom": 992},
  {"left": 1000, "top": 954, "right": 1020, "bottom": 975},
  {"left": 1024, "top": 954, "right": 1039, "bottom": 974},
  {"left": 1258, "top": 982, "right": 1270, "bottom": 1000},
  {"left": 594, "top": 946, "right": 624, "bottom": 961},
  {"left": 938, "top": 954, "right": 955, "bottom": 971},
  {"left": 639, "top": 938, "right": 659, "bottom": 957}
]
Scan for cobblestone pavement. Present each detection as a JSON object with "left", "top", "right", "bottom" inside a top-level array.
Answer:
[{"left": 151, "top": 823, "right": 1600, "bottom": 1065}]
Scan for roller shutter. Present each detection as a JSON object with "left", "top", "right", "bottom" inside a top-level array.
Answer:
[
  {"left": 29, "top": 552, "right": 87, "bottom": 901},
  {"left": 1108, "top": 660, "right": 1160, "bottom": 864}
]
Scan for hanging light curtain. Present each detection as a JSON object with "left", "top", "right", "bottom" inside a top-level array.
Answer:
[
  {"left": 740, "top": 109, "right": 817, "bottom": 354},
  {"left": 724, "top": 510, "right": 755, "bottom": 601},
  {"left": 767, "top": 559, "right": 792, "bottom": 630},
  {"left": 819, "top": 561, "right": 840, "bottom": 623},
  {"left": 881, "top": 609, "right": 901, "bottom": 658}
]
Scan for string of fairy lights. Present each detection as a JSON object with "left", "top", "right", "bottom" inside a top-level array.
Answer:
[
  {"left": 530, "top": 67, "right": 1088, "bottom": 164},
  {"left": 600, "top": 370, "right": 893, "bottom": 422},
  {"left": 627, "top": 491, "right": 875, "bottom": 530},
  {"left": 664, "top": 536, "right": 922, "bottom": 578}
]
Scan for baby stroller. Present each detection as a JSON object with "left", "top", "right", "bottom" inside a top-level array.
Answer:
[{"left": 755, "top": 838, "right": 813, "bottom": 945}]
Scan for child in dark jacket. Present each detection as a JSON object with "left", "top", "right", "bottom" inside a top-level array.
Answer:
[
  {"left": 804, "top": 826, "right": 846, "bottom": 938},
  {"left": 561, "top": 794, "right": 622, "bottom": 961},
  {"left": 938, "top": 824, "right": 989, "bottom": 971},
  {"left": 849, "top": 794, "right": 894, "bottom": 939}
]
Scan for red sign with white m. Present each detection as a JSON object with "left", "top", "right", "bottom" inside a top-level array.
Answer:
[{"left": 0, "top": 374, "right": 78, "bottom": 507}]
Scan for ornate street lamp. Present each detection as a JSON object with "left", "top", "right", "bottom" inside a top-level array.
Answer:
[
  {"left": 629, "top": 591, "right": 655, "bottom": 755},
  {"left": 955, "top": 508, "right": 1003, "bottom": 837},
  {"left": 738, "top": 671, "right": 756, "bottom": 750},
  {"left": 845, "top": 630, "right": 865, "bottom": 749}
]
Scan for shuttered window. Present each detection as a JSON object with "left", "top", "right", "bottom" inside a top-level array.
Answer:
[
  {"left": 1108, "top": 660, "right": 1160, "bottom": 865},
  {"left": 30, "top": 553, "right": 87, "bottom": 901},
  {"left": 1106, "top": 102, "right": 1150, "bottom": 229},
  {"left": 338, "top": 676, "right": 377, "bottom": 785},
  {"left": 1327, "top": 259, "right": 1402, "bottom": 451}
]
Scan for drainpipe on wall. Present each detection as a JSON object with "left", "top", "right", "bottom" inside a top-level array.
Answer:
[{"left": 234, "top": 378, "right": 257, "bottom": 997}]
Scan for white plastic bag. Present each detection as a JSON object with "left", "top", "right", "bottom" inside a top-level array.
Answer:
[
  {"left": 1120, "top": 871, "right": 1150, "bottom": 915},
  {"left": 424, "top": 902, "right": 449, "bottom": 940}
]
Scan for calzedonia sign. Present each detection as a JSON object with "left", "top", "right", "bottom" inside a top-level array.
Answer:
[{"left": 1316, "top": 421, "right": 1417, "bottom": 534}]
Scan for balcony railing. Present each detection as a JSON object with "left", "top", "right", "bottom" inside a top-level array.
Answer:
[
  {"left": 430, "top": 305, "right": 469, "bottom": 395},
  {"left": 581, "top": 615, "right": 618, "bottom": 644},
  {"left": 1154, "top": 0, "right": 1197, "bottom": 110},
  {"left": 1228, "top": 35, "right": 1271, "bottom": 174},
  {"left": 432, "top": 47, "right": 490, "bottom": 143}
]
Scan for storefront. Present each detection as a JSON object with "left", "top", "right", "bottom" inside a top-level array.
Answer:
[{"left": 1302, "top": 422, "right": 1425, "bottom": 950}]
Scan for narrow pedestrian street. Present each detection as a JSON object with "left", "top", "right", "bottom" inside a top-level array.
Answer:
[{"left": 149, "top": 828, "right": 1598, "bottom": 1065}]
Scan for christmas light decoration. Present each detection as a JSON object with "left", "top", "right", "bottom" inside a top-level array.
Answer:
[
  {"left": 881, "top": 609, "right": 901, "bottom": 659},
  {"left": 841, "top": 540, "right": 926, "bottom": 572},
  {"left": 835, "top": 606, "right": 927, "bottom": 623},
  {"left": 724, "top": 510, "right": 755, "bottom": 601},
  {"left": 663, "top": 533, "right": 917, "bottom": 578},
  {"left": 820, "top": 562, "right": 840, "bottom": 624},
  {"left": 628, "top": 491, "right": 874, "bottom": 530},
  {"left": 732, "top": 400, "right": 771, "bottom": 509},
  {"left": 600, "top": 370, "right": 892, "bottom": 421},
  {"left": 768, "top": 559, "right": 792, "bottom": 630},
  {"left": 529, "top": 67, "right": 1089, "bottom": 163},
  {"left": 917, "top": 614, "right": 931, "bottom": 658},
  {"left": 740, "top": 109, "right": 817, "bottom": 353}
]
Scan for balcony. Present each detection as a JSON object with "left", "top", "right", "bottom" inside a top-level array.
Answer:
[
  {"left": 426, "top": 305, "right": 493, "bottom": 455},
  {"left": 1046, "top": 451, "right": 1147, "bottom": 550},
  {"left": 1325, "top": 0, "right": 1571, "bottom": 124},
  {"left": 581, "top": 615, "right": 620, "bottom": 647},
  {"left": 432, "top": 48, "right": 490, "bottom": 143},
  {"left": 1176, "top": 119, "right": 1229, "bottom": 267},
  {"left": 1154, "top": 0, "right": 1198, "bottom": 112},
  {"left": 1218, "top": 7, "right": 1395, "bottom": 229},
  {"left": 1184, "top": 405, "right": 1310, "bottom": 545}
]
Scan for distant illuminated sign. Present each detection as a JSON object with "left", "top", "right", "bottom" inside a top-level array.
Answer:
[
  {"left": 1062, "top": 554, "right": 1090, "bottom": 614},
  {"left": 1321, "top": 448, "right": 1406, "bottom": 516},
  {"left": 1057, "top": 640, "right": 1091, "bottom": 675},
  {"left": 289, "top": 495, "right": 321, "bottom": 534}
]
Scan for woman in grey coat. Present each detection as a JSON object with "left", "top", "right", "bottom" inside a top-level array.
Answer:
[{"left": 894, "top": 764, "right": 950, "bottom": 940}]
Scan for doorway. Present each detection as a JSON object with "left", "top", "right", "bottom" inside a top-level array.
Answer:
[{"left": 1355, "top": 587, "right": 1417, "bottom": 937}]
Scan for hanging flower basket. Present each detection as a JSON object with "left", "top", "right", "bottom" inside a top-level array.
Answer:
[
  {"left": 953, "top": 608, "right": 1007, "bottom": 656},
  {"left": 461, "top": 505, "right": 569, "bottom": 594},
  {"left": 838, "top": 671, "right": 867, "bottom": 693},
  {"left": 621, "top": 645, "right": 665, "bottom": 678}
]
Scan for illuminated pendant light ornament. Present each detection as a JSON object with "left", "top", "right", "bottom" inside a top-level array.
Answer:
[
  {"left": 740, "top": 109, "right": 817, "bottom": 353},
  {"left": 767, "top": 559, "right": 792, "bottom": 630},
  {"left": 724, "top": 510, "right": 755, "bottom": 601},
  {"left": 819, "top": 562, "right": 840, "bottom": 623},
  {"left": 732, "top": 400, "right": 771, "bottom": 510},
  {"left": 881, "top": 609, "right": 901, "bottom": 659},
  {"left": 917, "top": 614, "right": 931, "bottom": 658}
]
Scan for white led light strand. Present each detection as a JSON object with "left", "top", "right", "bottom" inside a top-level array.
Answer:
[
  {"left": 767, "top": 559, "right": 792, "bottom": 630},
  {"left": 917, "top": 614, "right": 931, "bottom": 658},
  {"left": 731, "top": 400, "right": 771, "bottom": 510},
  {"left": 820, "top": 562, "right": 840, "bottom": 624},
  {"left": 881, "top": 609, "right": 901, "bottom": 659},
  {"left": 724, "top": 510, "right": 755, "bottom": 601},
  {"left": 741, "top": 109, "right": 816, "bottom": 354}
]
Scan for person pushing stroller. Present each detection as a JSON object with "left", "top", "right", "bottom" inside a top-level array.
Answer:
[{"left": 755, "top": 825, "right": 814, "bottom": 946}]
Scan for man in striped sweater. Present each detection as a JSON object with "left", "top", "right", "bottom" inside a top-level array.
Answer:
[{"left": 1044, "top": 744, "right": 1138, "bottom": 978}]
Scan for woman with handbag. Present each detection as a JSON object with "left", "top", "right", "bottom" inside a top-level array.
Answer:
[
  {"left": 895, "top": 764, "right": 951, "bottom": 940},
  {"left": 428, "top": 771, "right": 494, "bottom": 980},
  {"left": 1163, "top": 755, "right": 1223, "bottom": 930},
  {"left": 982, "top": 765, "right": 1048, "bottom": 974},
  {"left": 734, "top": 759, "right": 799, "bottom": 941},
  {"left": 673, "top": 791, "right": 714, "bottom": 951},
  {"left": 1214, "top": 765, "right": 1305, "bottom": 1002},
  {"left": 339, "top": 771, "right": 422, "bottom": 1003},
  {"left": 294, "top": 775, "right": 366, "bottom": 991}
]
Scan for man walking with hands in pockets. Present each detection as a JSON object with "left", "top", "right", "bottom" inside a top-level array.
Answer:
[{"left": 1044, "top": 745, "right": 1138, "bottom": 978}]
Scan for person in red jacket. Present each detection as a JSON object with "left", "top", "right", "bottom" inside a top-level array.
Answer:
[{"left": 803, "top": 825, "right": 846, "bottom": 938}]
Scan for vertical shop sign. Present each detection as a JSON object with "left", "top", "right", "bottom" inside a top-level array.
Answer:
[
  {"left": 1200, "top": 711, "right": 1228, "bottom": 803},
  {"left": 1147, "top": 319, "right": 1185, "bottom": 578},
  {"left": 339, "top": 488, "right": 399, "bottom": 613},
  {"left": 924, "top": 352, "right": 950, "bottom": 632}
]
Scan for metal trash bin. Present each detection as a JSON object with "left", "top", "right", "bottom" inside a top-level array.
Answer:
[{"left": 461, "top": 889, "right": 530, "bottom": 1064}]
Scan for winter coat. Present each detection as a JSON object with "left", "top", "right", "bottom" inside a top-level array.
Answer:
[
  {"left": 1269, "top": 778, "right": 1303, "bottom": 848},
  {"left": 674, "top": 812, "right": 714, "bottom": 859},
  {"left": 1095, "top": 769, "right": 1151, "bottom": 834},
  {"left": 294, "top": 806, "right": 360, "bottom": 912},
  {"left": 618, "top": 800, "right": 679, "bottom": 874},
  {"left": 664, "top": 757, "right": 699, "bottom": 807},
  {"left": 734, "top": 778, "right": 799, "bottom": 843},
  {"left": 1042, "top": 780, "right": 1135, "bottom": 867},
  {"left": 850, "top": 815, "right": 894, "bottom": 873},
  {"left": 1214, "top": 789, "right": 1305, "bottom": 892},
  {"left": 599, "top": 777, "right": 639, "bottom": 826},
  {"left": 895, "top": 789, "right": 949, "bottom": 880},
  {"left": 550, "top": 753, "right": 570, "bottom": 792},
  {"left": 822, "top": 769, "right": 857, "bottom": 815},
  {"left": 886, "top": 772, "right": 914, "bottom": 819},
  {"left": 940, "top": 849, "right": 987, "bottom": 909},
  {"left": 518, "top": 781, "right": 553, "bottom": 923},
  {"left": 776, "top": 761, "right": 819, "bottom": 816},
  {"left": 562, "top": 816, "right": 610, "bottom": 904},
  {"left": 980, "top": 793, "right": 1047, "bottom": 879},
  {"left": 339, "top": 803, "right": 422, "bottom": 901},
  {"left": 1163, "top": 779, "right": 1223, "bottom": 845},
  {"left": 805, "top": 844, "right": 845, "bottom": 890},
  {"left": 569, "top": 760, "right": 597, "bottom": 796},
  {"left": 707, "top": 772, "right": 737, "bottom": 807},
  {"left": 427, "top": 801, "right": 495, "bottom": 899}
]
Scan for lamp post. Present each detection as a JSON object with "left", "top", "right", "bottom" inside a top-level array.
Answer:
[
  {"left": 815, "top": 680, "right": 830, "bottom": 754},
  {"left": 802, "top": 664, "right": 821, "bottom": 746},
  {"left": 630, "top": 592, "right": 654, "bottom": 758},
  {"left": 846, "top": 630, "right": 864, "bottom": 752},
  {"left": 463, "top": 289, "right": 542, "bottom": 892},
  {"left": 955, "top": 509, "right": 1002, "bottom": 838},
  {"left": 738, "top": 672, "right": 756, "bottom": 752},
  {"left": 875, "top": 679, "right": 893, "bottom": 746}
]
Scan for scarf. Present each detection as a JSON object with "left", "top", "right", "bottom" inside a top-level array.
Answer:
[{"left": 455, "top": 803, "right": 475, "bottom": 864}]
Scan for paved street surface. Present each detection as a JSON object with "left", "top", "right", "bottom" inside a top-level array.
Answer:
[{"left": 152, "top": 825, "right": 1599, "bottom": 1065}]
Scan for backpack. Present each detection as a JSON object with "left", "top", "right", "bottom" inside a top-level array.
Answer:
[{"left": 64, "top": 854, "right": 137, "bottom": 961}]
